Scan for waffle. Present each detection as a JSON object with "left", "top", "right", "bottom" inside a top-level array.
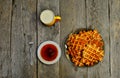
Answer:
[{"left": 66, "top": 29, "right": 104, "bottom": 66}]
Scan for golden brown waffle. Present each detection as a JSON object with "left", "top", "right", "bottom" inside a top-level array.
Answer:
[{"left": 66, "top": 29, "right": 104, "bottom": 66}]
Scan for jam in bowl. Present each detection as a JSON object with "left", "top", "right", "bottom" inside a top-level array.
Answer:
[{"left": 37, "top": 41, "right": 61, "bottom": 64}]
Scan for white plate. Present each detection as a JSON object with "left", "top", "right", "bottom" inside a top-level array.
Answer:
[{"left": 37, "top": 41, "right": 61, "bottom": 64}]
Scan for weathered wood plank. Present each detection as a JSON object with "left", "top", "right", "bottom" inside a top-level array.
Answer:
[
  {"left": 60, "top": 0, "right": 88, "bottom": 78},
  {"left": 86, "top": 0, "right": 110, "bottom": 78},
  {"left": 0, "top": 0, "right": 12, "bottom": 78},
  {"left": 11, "top": 0, "right": 37, "bottom": 78},
  {"left": 37, "top": 0, "right": 60, "bottom": 78},
  {"left": 109, "top": 0, "right": 120, "bottom": 78}
]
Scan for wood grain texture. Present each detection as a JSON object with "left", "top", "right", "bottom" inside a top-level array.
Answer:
[
  {"left": 1, "top": 0, "right": 120, "bottom": 78},
  {"left": 110, "top": 0, "right": 120, "bottom": 78},
  {"left": 60, "top": 0, "right": 88, "bottom": 78},
  {"left": 37, "top": 0, "right": 60, "bottom": 78},
  {"left": 11, "top": 0, "right": 37, "bottom": 78},
  {"left": 0, "top": 0, "right": 12, "bottom": 78},
  {"left": 86, "top": 0, "right": 110, "bottom": 78}
]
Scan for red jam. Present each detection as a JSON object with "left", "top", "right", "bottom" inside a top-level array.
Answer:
[{"left": 41, "top": 44, "right": 58, "bottom": 61}]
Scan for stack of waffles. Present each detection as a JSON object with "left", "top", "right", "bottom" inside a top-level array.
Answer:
[{"left": 66, "top": 30, "right": 104, "bottom": 66}]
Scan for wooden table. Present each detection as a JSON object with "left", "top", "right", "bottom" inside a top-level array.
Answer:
[{"left": 0, "top": 0, "right": 120, "bottom": 78}]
